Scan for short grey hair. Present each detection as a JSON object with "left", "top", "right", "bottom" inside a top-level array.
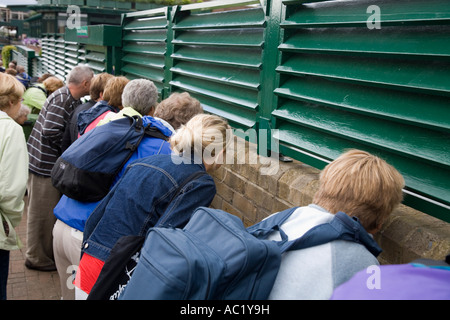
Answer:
[
  {"left": 121, "top": 79, "right": 158, "bottom": 116},
  {"left": 66, "top": 65, "right": 94, "bottom": 85}
]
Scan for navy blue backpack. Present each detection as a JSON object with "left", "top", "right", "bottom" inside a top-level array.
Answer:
[
  {"left": 51, "top": 115, "right": 168, "bottom": 202},
  {"left": 119, "top": 206, "right": 381, "bottom": 300}
]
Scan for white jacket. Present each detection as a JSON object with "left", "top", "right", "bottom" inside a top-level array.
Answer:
[
  {"left": 0, "top": 111, "right": 28, "bottom": 250},
  {"left": 268, "top": 204, "right": 380, "bottom": 300}
]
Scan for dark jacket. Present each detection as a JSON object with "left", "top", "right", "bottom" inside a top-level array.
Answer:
[
  {"left": 77, "top": 100, "right": 119, "bottom": 136},
  {"left": 82, "top": 153, "right": 216, "bottom": 262}
]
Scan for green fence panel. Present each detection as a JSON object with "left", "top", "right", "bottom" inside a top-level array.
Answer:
[
  {"left": 169, "top": 0, "right": 266, "bottom": 130},
  {"left": 115, "top": 0, "right": 450, "bottom": 221},
  {"left": 120, "top": 7, "right": 171, "bottom": 96},
  {"left": 272, "top": 0, "right": 450, "bottom": 221}
]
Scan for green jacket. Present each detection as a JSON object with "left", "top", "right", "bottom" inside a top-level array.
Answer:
[
  {"left": 22, "top": 83, "right": 47, "bottom": 114},
  {"left": 0, "top": 111, "right": 29, "bottom": 250}
]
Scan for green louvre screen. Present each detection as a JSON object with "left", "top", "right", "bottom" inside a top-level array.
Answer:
[
  {"left": 272, "top": 0, "right": 450, "bottom": 221},
  {"left": 118, "top": 0, "right": 450, "bottom": 222}
]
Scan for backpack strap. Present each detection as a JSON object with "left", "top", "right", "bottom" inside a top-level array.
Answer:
[
  {"left": 30, "top": 84, "right": 48, "bottom": 96},
  {"left": 246, "top": 207, "right": 298, "bottom": 240},
  {"left": 144, "top": 125, "right": 170, "bottom": 141},
  {"left": 116, "top": 115, "right": 169, "bottom": 177},
  {"left": 278, "top": 212, "right": 382, "bottom": 257},
  {"left": 114, "top": 115, "right": 147, "bottom": 178},
  {"left": 155, "top": 171, "right": 208, "bottom": 227}
]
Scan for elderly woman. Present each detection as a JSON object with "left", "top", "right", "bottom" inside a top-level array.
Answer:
[
  {"left": 52, "top": 79, "right": 203, "bottom": 300},
  {"left": 0, "top": 73, "right": 28, "bottom": 300}
]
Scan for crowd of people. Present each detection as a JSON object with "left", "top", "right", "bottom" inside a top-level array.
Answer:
[{"left": 0, "top": 64, "right": 448, "bottom": 301}]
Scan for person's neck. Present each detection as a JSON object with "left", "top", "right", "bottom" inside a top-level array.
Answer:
[{"left": 67, "top": 83, "right": 83, "bottom": 100}]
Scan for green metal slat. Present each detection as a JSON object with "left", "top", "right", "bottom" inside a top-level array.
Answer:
[
  {"left": 172, "top": 28, "right": 264, "bottom": 48},
  {"left": 121, "top": 64, "right": 165, "bottom": 83},
  {"left": 171, "top": 61, "right": 260, "bottom": 90},
  {"left": 182, "top": 92, "right": 256, "bottom": 130},
  {"left": 123, "top": 30, "right": 167, "bottom": 42},
  {"left": 172, "top": 46, "right": 262, "bottom": 68},
  {"left": 274, "top": 76, "right": 450, "bottom": 133},
  {"left": 272, "top": 101, "right": 450, "bottom": 168},
  {"left": 85, "top": 52, "right": 106, "bottom": 63},
  {"left": 122, "top": 43, "right": 166, "bottom": 56},
  {"left": 122, "top": 53, "right": 165, "bottom": 69},
  {"left": 282, "top": 0, "right": 450, "bottom": 28},
  {"left": 173, "top": 7, "right": 265, "bottom": 30},
  {"left": 170, "top": 75, "right": 259, "bottom": 111},
  {"left": 85, "top": 61, "right": 105, "bottom": 72},
  {"left": 123, "top": 16, "right": 168, "bottom": 30},
  {"left": 277, "top": 53, "right": 450, "bottom": 97},
  {"left": 279, "top": 25, "right": 450, "bottom": 59}
]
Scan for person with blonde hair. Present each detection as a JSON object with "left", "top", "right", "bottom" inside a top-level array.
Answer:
[
  {"left": 22, "top": 76, "right": 64, "bottom": 114},
  {"left": 0, "top": 73, "right": 28, "bottom": 299},
  {"left": 75, "top": 114, "right": 231, "bottom": 299},
  {"left": 266, "top": 149, "right": 405, "bottom": 300}
]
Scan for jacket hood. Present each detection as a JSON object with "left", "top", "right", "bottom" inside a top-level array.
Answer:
[{"left": 142, "top": 116, "right": 173, "bottom": 138}]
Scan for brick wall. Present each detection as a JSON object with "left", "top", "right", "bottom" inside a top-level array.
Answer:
[{"left": 210, "top": 137, "right": 450, "bottom": 265}]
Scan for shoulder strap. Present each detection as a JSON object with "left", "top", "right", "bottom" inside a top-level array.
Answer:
[
  {"left": 114, "top": 115, "right": 146, "bottom": 177},
  {"left": 30, "top": 84, "right": 48, "bottom": 96},
  {"left": 279, "top": 212, "right": 382, "bottom": 257},
  {"left": 168, "top": 170, "right": 208, "bottom": 203},
  {"left": 246, "top": 207, "right": 298, "bottom": 239},
  {"left": 155, "top": 170, "right": 208, "bottom": 227},
  {"left": 144, "top": 125, "right": 170, "bottom": 141}
]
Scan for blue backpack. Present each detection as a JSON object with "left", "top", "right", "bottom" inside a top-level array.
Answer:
[
  {"left": 119, "top": 206, "right": 381, "bottom": 300},
  {"left": 51, "top": 115, "right": 169, "bottom": 202}
]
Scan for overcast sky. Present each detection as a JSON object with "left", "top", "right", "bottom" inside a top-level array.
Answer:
[{"left": 0, "top": 0, "right": 38, "bottom": 7}]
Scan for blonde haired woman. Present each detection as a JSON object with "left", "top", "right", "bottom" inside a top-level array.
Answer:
[
  {"left": 75, "top": 114, "right": 231, "bottom": 299},
  {"left": 0, "top": 73, "right": 28, "bottom": 299},
  {"left": 267, "top": 149, "right": 405, "bottom": 300}
]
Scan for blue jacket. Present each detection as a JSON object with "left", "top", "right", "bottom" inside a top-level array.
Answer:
[
  {"left": 82, "top": 153, "right": 216, "bottom": 262},
  {"left": 53, "top": 116, "right": 173, "bottom": 232}
]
